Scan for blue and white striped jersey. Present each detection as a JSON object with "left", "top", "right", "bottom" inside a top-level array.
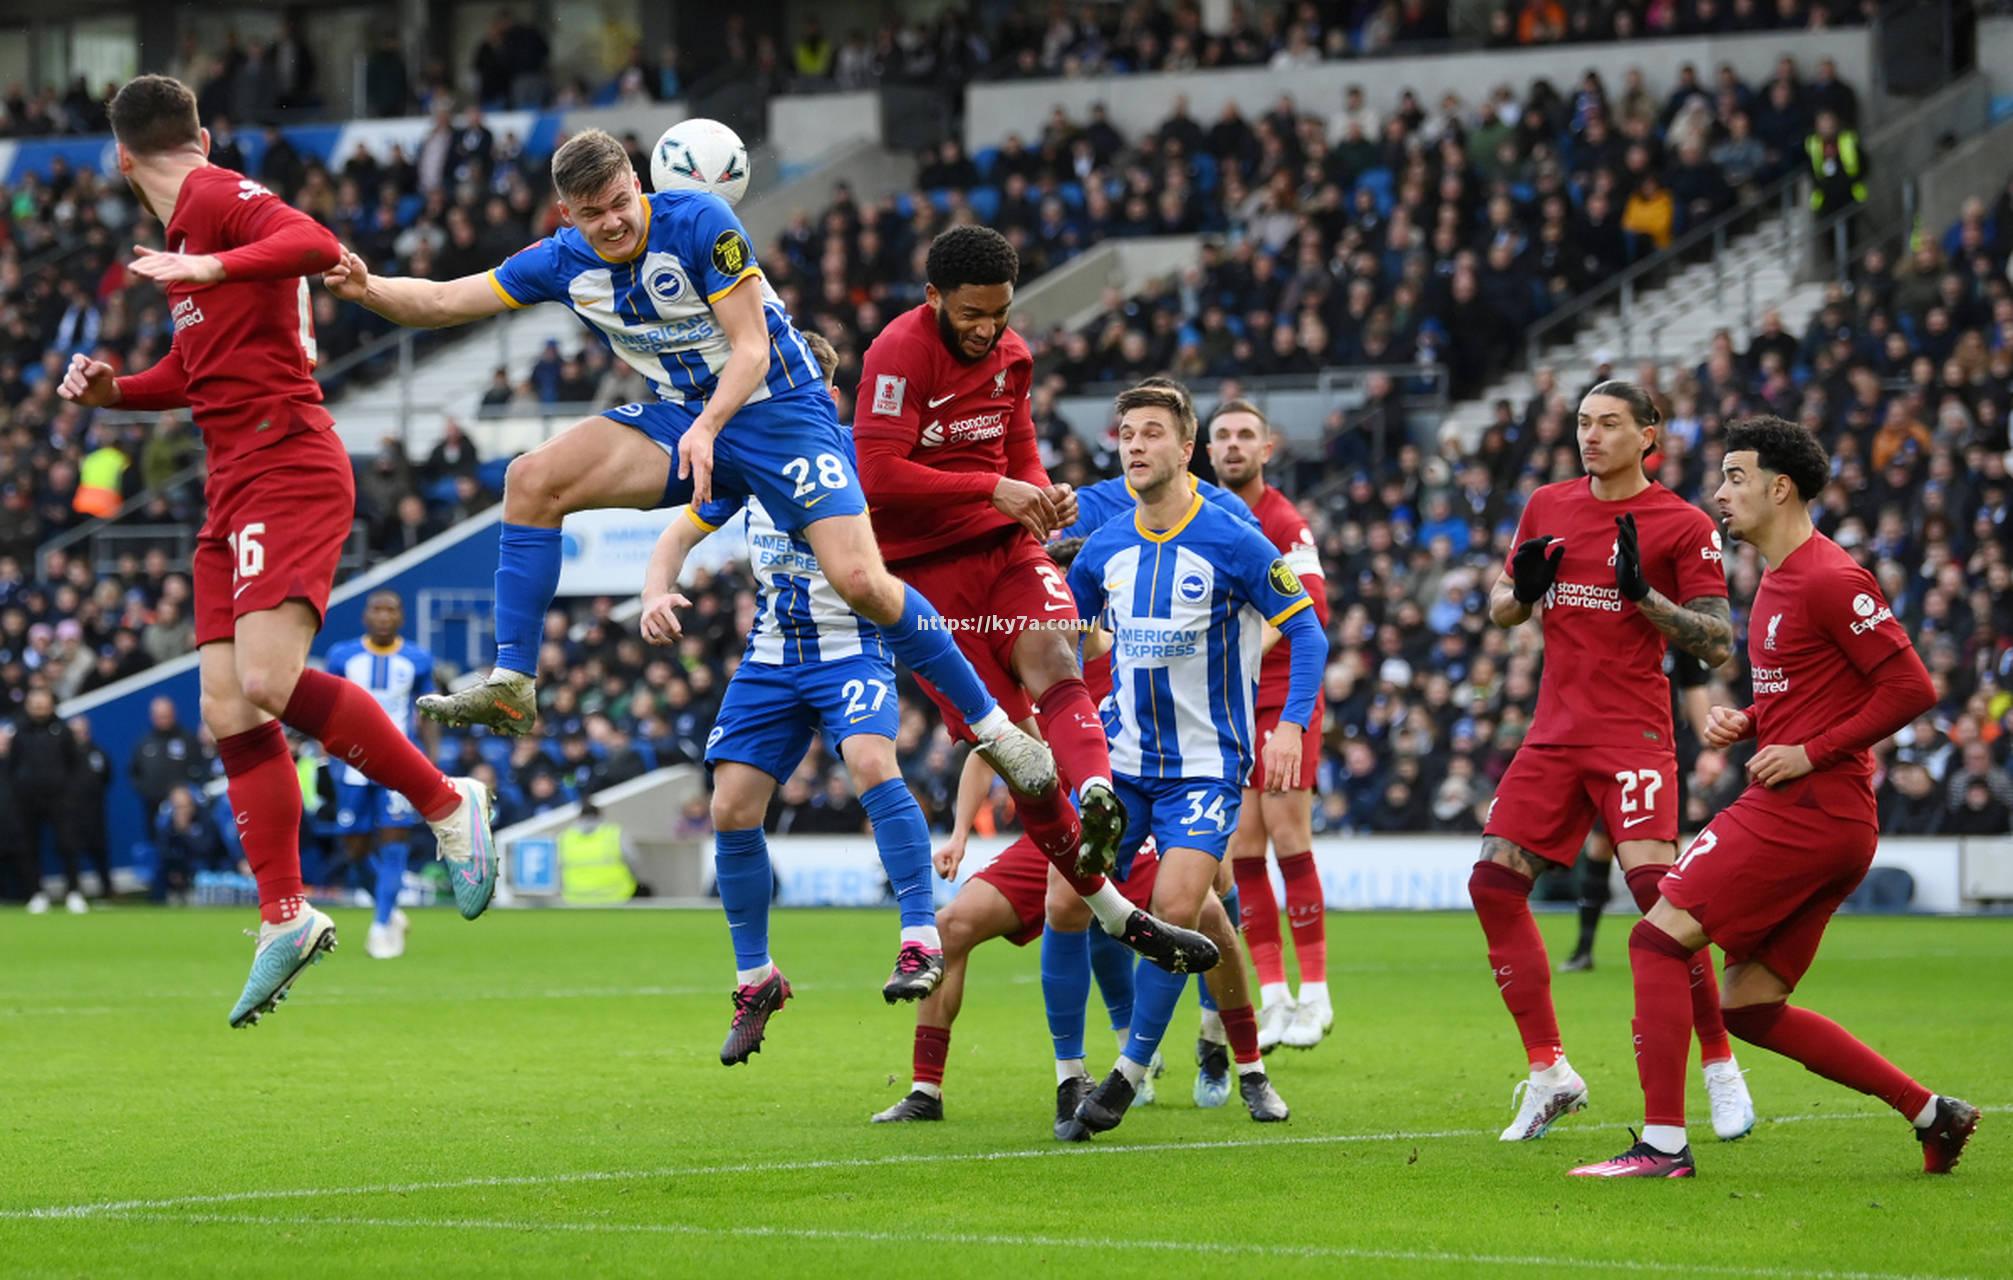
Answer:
[
  {"left": 487, "top": 189, "right": 823, "bottom": 406},
  {"left": 1053, "top": 474, "right": 1258, "bottom": 542},
  {"left": 1066, "top": 491, "right": 1314, "bottom": 782},
  {"left": 687, "top": 494, "right": 888, "bottom": 667},
  {"left": 323, "top": 636, "right": 434, "bottom": 786}
]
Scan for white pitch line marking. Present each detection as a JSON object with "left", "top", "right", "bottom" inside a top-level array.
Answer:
[
  {"left": 4, "top": 1106, "right": 1996, "bottom": 1223},
  {"left": 81, "top": 1211, "right": 1988, "bottom": 1280}
]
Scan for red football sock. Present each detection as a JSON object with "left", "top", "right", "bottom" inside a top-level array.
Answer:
[
  {"left": 1232, "top": 857, "right": 1286, "bottom": 986},
  {"left": 1220, "top": 1003, "right": 1262, "bottom": 1065},
  {"left": 1625, "top": 863, "right": 1733, "bottom": 1064},
  {"left": 1277, "top": 850, "right": 1327, "bottom": 983},
  {"left": 914, "top": 1024, "right": 951, "bottom": 1088},
  {"left": 1034, "top": 677, "right": 1113, "bottom": 794},
  {"left": 1469, "top": 861, "right": 1563, "bottom": 1068},
  {"left": 1629, "top": 920, "right": 1698, "bottom": 1129},
  {"left": 1015, "top": 783, "right": 1105, "bottom": 897},
  {"left": 218, "top": 721, "right": 305, "bottom": 923},
  {"left": 282, "top": 667, "right": 459, "bottom": 822},
  {"left": 1723, "top": 1001, "right": 1934, "bottom": 1119}
]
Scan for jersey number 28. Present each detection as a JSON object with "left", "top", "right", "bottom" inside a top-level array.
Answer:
[{"left": 783, "top": 453, "right": 848, "bottom": 499}]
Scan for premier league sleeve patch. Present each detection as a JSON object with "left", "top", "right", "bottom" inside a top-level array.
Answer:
[{"left": 712, "top": 229, "right": 751, "bottom": 277}]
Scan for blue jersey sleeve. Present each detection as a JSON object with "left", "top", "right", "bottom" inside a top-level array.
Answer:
[
  {"left": 1065, "top": 539, "right": 1108, "bottom": 623},
  {"left": 684, "top": 194, "right": 762, "bottom": 303},
  {"left": 324, "top": 638, "right": 359, "bottom": 674},
  {"left": 487, "top": 238, "right": 562, "bottom": 309},
  {"left": 1052, "top": 478, "right": 1132, "bottom": 542},
  {"left": 1228, "top": 524, "right": 1314, "bottom": 627},
  {"left": 408, "top": 646, "right": 437, "bottom": 695}
]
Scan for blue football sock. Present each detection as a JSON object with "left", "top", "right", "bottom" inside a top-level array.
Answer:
[
  {"left": 714, "top": 827, "right": 773, "bottom": 972},
  {"left": 1198, "top": 963, "right": 1219, "bottom": 1013},
  {"left": 1041, "top": 924, "right": 1092, "bottom": 1062},
  {"left": 860, "top": 778, "right": 933, "bottom": 929},
  {"left": 494, "top": 523, "right": 562, "bottom": 677},
  {"left": 373, "top": 840, "right": 407, "bottom": 925},
  {"left": 1222, "top": 886, "right": 1241, "bottom": 932},
  {"left": 1089, "top": 925, "right": 1136, "bottom": 1031},
  {"left": 879, "top": 585, "right": 997, "bottom": 726},
  {"left": 1123, "top": 954, "right": 1189, "bottom": 1068}
]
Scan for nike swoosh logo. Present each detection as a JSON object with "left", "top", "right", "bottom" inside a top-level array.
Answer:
[
  {"left": 234, "top": 583, "right": 254, "bottom": 599},
  {"left": 1622, "top": 815, "right": 1655, "bottom": 829},
  {"left": 848, "top": 714, "right": 871, "bottom": 724},
  {"left": 926, "top": 393, "right": 957, "bottom": 408},
  {"left": 804, "top": 494, "right": 829, "bottom": 509}
]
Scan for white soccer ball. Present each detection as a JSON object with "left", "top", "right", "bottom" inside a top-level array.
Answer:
[{"left": 651, "top": 118, "right": 751, "bottom": 207}]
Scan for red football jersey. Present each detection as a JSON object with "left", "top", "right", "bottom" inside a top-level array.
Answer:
[
  {"left": 1511, "top": 478, "right": 1727, "bottom": 749},
  {"left": 129, "top": 167, "right": 337, "bottom": 467},
  {"left": 853, "top": 305, "right": 1048, "bottom": 564},
  {"left": 1250, "top": 485, "right": 1329, "bottom": 709},
  {"left": 1744, "top": 532, "right": 1915, "bottom": 826}
]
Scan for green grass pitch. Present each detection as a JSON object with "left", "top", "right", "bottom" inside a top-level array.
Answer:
[{"left": 0, "top": 907, "right": 2005, "bottom": 1278}]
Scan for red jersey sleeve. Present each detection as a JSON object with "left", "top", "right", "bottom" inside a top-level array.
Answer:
[
  {"left": 1278, "top": 510, "right": 1329, "bottom": 626},
  {"left": 206, "top": 176, "right": 341, "bottom": 282},
  {"left": 114, "top": 344, "right": 190, "bottom": 410},
  {"left": 1814, "top": 563, "right": 1914, "bottom": 675},
  {"left": 853, "top": 338, "right": 995, "bottom": 507},
  {"left": 1667, "top": 505, "right": 1729, "bottom": 602},
  {"left": 1804, "top": 646, "right": 1935, "bottom": 770}
]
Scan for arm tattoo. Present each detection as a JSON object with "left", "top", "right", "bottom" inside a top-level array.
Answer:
[{"left": 1637, "top": 591, "right": 1735, "bottom": 668}]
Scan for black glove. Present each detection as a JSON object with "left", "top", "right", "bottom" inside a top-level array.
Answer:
[
  {"left": 1510, "top": 535, "right": 1566, "bottom": 604},
  {"left": 1613, "top": 513, "right": 1649, "bottom": 602}
]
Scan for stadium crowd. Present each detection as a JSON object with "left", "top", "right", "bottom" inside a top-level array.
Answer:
[
  {"left": 0, "top": 0, "right": 1869, "bottom": 138},
  {"left": 504, "top": 54, "right": 1858, "bottom": 420}
]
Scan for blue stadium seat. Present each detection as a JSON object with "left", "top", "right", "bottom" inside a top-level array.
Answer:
[
  {"left": 1355, "top": 168, "right": 1394, "bottom": 215},
  {"left": 478, "top": 458, "right": 511, "bottom": 491},
  {"left": 975, "top": 147, "right": 1000, "bottom": 183},
  {"left": 1059, "top": 182, "right": 1086, "bottom": 212},
  {"left": 1193, "top": 152, "right": 1219, "bottom": 194},
  {"left": 928, "top": 189, "right": 954, "bottom": 213},
  {"left": 969, "top": 187, "right": 1001, "bottom": 222},
  {"left": 477, "top": 736, "right": 516, "bottom": 769}
]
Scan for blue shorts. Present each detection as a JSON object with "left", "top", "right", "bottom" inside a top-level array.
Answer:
[
  {"left": 1114, "top": 775, "right": 1242, "bottom": 861},
  {"left": 333, "top": 779, "right": 418, "bottom": 836},
  {"left": 603, "top": 385, "right": 867, "bottom": 531},
  {"left": 704, "top": 653, "right": 901, "bottom": 782}
]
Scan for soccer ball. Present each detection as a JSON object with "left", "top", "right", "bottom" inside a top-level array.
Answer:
[{"left": 651, "top": 118, "right": 751, "bottom": 207}]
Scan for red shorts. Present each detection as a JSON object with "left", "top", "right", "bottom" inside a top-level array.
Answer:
[
  {"left": 194, "top": 427, "right": 355, "bottom": 647},
  {"left": 1483, "top": 743, "right": 1678, "bottom": 867},
  {"left": 896, "top": 527, "right": 1076, "bottom": 741},
  {"left": 1248, "top": 701, "right": 1324, "bottom": 791},
  {"left": 1659, "top": 790, "right": 1876, "bottom": 988},
  {"left": 972, "top": 835, "right": 1159, "bottom": 947}
]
